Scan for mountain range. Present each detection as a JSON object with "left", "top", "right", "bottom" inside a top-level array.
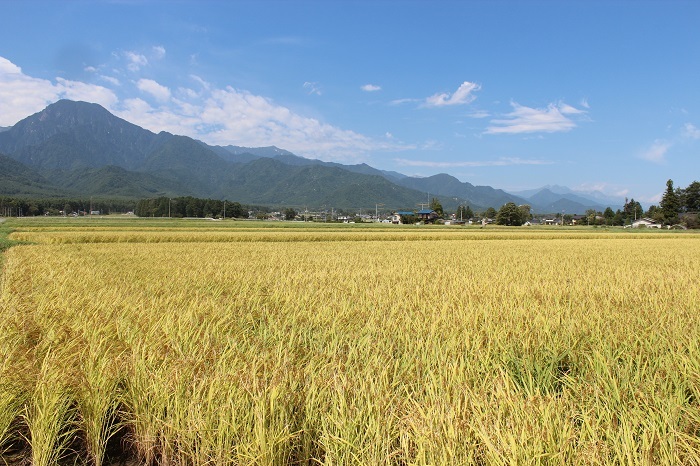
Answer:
[{"left": 0, "top": 100, "right": 621, "bottom": 213}]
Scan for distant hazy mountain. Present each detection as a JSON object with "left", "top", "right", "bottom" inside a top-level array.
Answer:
[
  {"left": 0, "top": 127, "right": 10, "bottom": 133},
  {"left": 510, "top": 185, "right": 623, "bottom": 211},
  {"left": 396, "top": 173, "right": 529, "bottom": 211}
]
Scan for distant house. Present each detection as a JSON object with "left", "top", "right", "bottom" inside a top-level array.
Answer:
[
  {"left": 523, "top": 218, "right": 542, "bottom": 226},
  {"left": 632, "top": 218, "right": 662, "bottom": 228},
  {"left": 392, "top": 211, "right": 415, "bottom": 224},
  {"left": 416, "top": 209, "right": 439, "bottom": 223}
]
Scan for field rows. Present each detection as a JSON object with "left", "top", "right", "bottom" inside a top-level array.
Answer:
[
  {"left": 1, "top": 223, "right": 699, "bottom": 465},
  {"left": 9, "top": 226, "right": 690, "bottom": 245}
]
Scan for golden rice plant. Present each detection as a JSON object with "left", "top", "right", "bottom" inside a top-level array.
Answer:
[{"left": 0, "top": 221, "right": 699, "bottom": 465}]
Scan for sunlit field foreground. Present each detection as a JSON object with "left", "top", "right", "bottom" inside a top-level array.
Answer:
[{"left": 2, "top": 219, "right": 700, "bottom": 465}]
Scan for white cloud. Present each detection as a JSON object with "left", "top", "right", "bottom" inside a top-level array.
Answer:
[
  {"left": 189, "top": 74, "right": 211, "bottom": 91},
  {"left": 425, "top": 81, "right": 480, "bottom": 107},
  {"left": 573, "top": 182, "right": 630, "bottom": 200},
  {"left": 114, "top": 83, "right": 412, "bottom": 162},
  {"left": 646, "top": 192, "right": 663, "bottom": 204},
  {"left": 55, "top": 78, "right": 119, "bottom": 108},
  {"left": 361, "top": 84, "right": 381, "bottom": 92},
  {"left": 303, "top": 81, "right": 322, "bottom": 96},
  {"left": 486, "top": 101, "right": 584, "bottom": 134},
  {"left": 137, "top": 78, "right": 171, "bottom": 102},
  {"left": 0, "top": 56, "right": 118, "bottom": 125},
  {"left": 639, "top": 139, "right": 670, "bottom": 163},
  {"left": 394, "top": 157, "right": 552, "bottom": 168},
  {"left": 683, "top": 123, "right": 700, "bottom": 140},
  {"left": 152, "top": 46, "right": 166, "bottom": 60},
  {"left": 99, "top": 75, "right": 121, "bottom": 86},
  {"left": 124, "top": 51, "right": 148, "bottom": 71},
  {"left": 389, "top": 98, "right": 419, "bottom": 106},
  {"left": 0, "top": 55, "right": 410, "bottom": 162},
  {"left": 466, "top": 110, "right": 490, "bottom": 119},
  {"left": 558, "top": 101, "right": 586, "bottom": 115}
]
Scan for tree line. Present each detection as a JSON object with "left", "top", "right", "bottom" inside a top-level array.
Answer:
[
  {"left": 134, "top": 197, "right": 253, "bottom": 218},
  {"left": 0, "top": 197, "right": 136, "bottom": 217},
  {"left": 488, "top": 179, "right": 699, "bottom": 227}
]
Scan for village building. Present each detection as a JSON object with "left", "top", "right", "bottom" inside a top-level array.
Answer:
[
  {"left": 631, "top": 217, "right": 663, "bottom": 228},
  {"left": 391, "top": 211, "right": 415, "bottom": 224},
  {"left": 416, "top": 209, "right": 439, "bottom": 223}
]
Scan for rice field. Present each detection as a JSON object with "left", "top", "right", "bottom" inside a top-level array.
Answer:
[{"left": 1, "top": 218, "right": 699, "bottom": 465}]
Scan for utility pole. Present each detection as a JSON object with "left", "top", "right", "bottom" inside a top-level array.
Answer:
[
  {"left": 223, "top": 200, "right": 226, "bottom": 220},
  {"left": 375, "top": 203, "right": 384, "bottom": 222}
]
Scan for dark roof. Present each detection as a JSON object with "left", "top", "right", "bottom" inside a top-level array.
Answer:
[
  {"left": 395, "top": 211, "right": 415, "bottom": 216},
  {"left": 417, "top": 209, "right": 436, "bottom": 215}
]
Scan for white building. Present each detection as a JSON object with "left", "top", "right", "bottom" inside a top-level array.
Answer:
[{"left": 631, "top": 218, "right": 662, "bottom": 228}]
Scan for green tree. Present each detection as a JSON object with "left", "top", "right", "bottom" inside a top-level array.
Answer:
[
  {"left": 400, "top": 213, "right": 417, "bottom": 224},
  {"left": 660, "top": 179, "right": 680, "bottom": 224},
  {"left": 227, "top": 202, "right": 244, "bottom": 218},
  {"left": 623, "top": 198, "right": 643, "bottom": 223},
  {"left": 519, "top": 204, "right": 532, "bottom": 222},
  {"left": 683, "top": 181, "right": 700, "bottom": 212},
  {"left": 455, "top": 204, "right": 474, "bottom": 220},
  {"left": 603, "top": 207, "right": 615, "bottom": 225},
  {"left": 585, "top": 209, "right": 597, "bottom": 225},
  {"left": 284, "top": 208, "right": 297, "bottom": 220},
  {"left": 484, "top": 207, "right": 497, "bottom": 219},
  {"left": 646, "top": 205, "right": 664, "bottom": 223},
  {"left": 429, "top": 197, "right": 444, "bottom": 218},
  {"left": 496, "top": 202, "right": 524, "bottom": 226}
]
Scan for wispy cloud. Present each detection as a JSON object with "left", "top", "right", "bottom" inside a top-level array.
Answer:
[
  {"left": 466, "top": 110, "right": 490, "bottom": 119},
  {"left": 389, "top": 98, "right": 419, "bottom": 106},
  {"left": 573, "top": 182, "right": 629, "bottom": 200},
  {"left": 124, "top": 51, "right": 148, "bottom": 71},
  {"left": 361, "top": 84, "right": 381, "bottom": 92},
  {"left": 683, "top": 122, "right": 700, "bottom": 140},
  {"left": 639, "top": 139, "right": 671, "bottom": 163},
  {"left": 137, "top": 78, "right": 171, "bottom": 102},
  {"left": 486, "top": 101, "right": 585, "bottom": 134},
  {"left": 394, "top": 157, "right": 552, "bottom": 168},
  {"left": 99, "top": 75, "right": 121, "bottom": 86},
  {"left": 424, "top": 81, "right": 480, "bottom": 107},
  {"left": 152, "top": 45, "right": 166, "bottom": 60},
  {"left": 637, "top": 122, "right": 699, "bottom": 164},
  {"left": 303, "top": 81, "right": 322, "bottom": 96}
]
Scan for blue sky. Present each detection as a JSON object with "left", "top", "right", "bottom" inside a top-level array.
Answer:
[{"left": 1, "top": 0, "right": 699, "bottom": 203}]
